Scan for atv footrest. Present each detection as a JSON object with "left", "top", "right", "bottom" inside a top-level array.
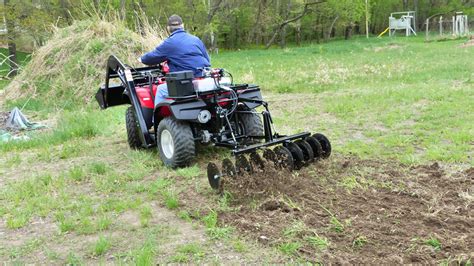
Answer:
[{"left": 232, "top": 132, "right": 311, "bottom": 155}]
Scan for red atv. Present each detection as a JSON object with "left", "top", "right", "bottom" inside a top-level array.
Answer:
[{"left": 96, "top": 55, "right": 331, "bottom": 190}]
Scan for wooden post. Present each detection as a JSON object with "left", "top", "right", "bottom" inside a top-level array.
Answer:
[
  {"left": 4, "top": 0, "right": 18, "bottom": 77},
  {"left": 425, "top": 18, "right": 429, "bottom": 39},
  {"left": 452, "top": 16, "right": 456, "bottom": 36},
  {"left": 439, "top": 16, "right": 443, "bottom": 36},
  {"left": 465, "top": 15, "right": 469, "bottom": 35},
  {"left": 365, "top": 0, "right": 369, "bottom": 38}
]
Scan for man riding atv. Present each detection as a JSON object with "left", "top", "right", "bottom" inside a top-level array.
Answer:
[
  {"left": 138, "top": 15, "right": 211, "bottom": 106},
  {"left": 96, "top": 14, "right": 331, "bottom": 188}
]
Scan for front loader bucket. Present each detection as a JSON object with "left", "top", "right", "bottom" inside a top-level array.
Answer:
[
  {"left": 96, "top": 55, "right": 155, "bottom": 148},
  {"left": 95, "top": 83, "right": 128, "bottom": 109}
]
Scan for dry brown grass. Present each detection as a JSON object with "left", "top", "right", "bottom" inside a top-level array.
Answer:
[{"left": 2, "top": 12, "right": 165, "bottom": 108}]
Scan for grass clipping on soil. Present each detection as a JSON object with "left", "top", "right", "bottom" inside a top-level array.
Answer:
[{"left": 3, "top": 19, "right": 164, "bottom": 108}]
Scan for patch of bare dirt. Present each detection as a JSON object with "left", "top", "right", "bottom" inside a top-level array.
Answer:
[
  {"left": 461, "top": 37, "right": 474, "bottom": 48},
  {"left": 0, "top": 111, "right": 13, "bottom": 132},
  {"left": 182, "top": 155, "right": 473, "bottom": 264},
  {"left": 370, "top": 43, "right": 404, "bottom": 53}
]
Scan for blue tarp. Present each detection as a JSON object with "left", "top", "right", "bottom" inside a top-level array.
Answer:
[{"left": 1, "top": 107, "right": 45, "bottom": 142}]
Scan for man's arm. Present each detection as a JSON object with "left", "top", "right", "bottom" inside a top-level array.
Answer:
[{"left": 140, "top": 40, "right": 171, "bottom": 65}]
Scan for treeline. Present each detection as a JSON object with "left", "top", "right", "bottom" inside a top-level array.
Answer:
[{"left": 1, "top": 0, "right": 473, "bottom": 51}]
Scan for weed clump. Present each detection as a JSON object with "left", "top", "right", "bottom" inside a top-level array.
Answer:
[{"left": 3, "top": 17, "right": 164, "bottom": 109}]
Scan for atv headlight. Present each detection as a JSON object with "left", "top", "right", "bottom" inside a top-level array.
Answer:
[{"left": 198, "top": 110, "right": 211, "bottom": 124}]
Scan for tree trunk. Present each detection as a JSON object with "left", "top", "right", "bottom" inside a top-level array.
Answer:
[
  {"left": 325, "top": 15, "right": 339, "bottom": 40},
  {"left": 280, "top": 0, "right": 292, "bottom": 49},
  {"left": 317, "top": 15, "right": 322, "bottom": 43},
  {"left": 414, "top": 0, "right": 419, "bottom": 30},
  {"left": 295, "top": 20, "right": 301, "bottom": 46},
  {"left": 4, "top": 0, "right": 18, "bottom": 77},
  {"left": 266, "top": 1, "right": 326, "bottom": 49},
  {"left": 204, "top": 0, "right": 224, "bottom": 51},
  {"left": 344, "top": 23, "right": 353, "bottom": 40},
  {"left": 252, "top": 0, "right": 267, "bottom": 45},
  {"left": 7, "top": 42, "right": 18, "bottom": 77},
  {"left": 402, "top": 0, "right": 408, "bottom": 10}
]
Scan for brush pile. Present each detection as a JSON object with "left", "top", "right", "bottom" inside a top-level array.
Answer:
[{"left": 3, "top": 17, "right": 165, "bottom": 108}]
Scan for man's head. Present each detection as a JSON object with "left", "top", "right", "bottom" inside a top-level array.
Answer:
[{"left": 167, "top": 15, "right": 184, "bottom": 33}]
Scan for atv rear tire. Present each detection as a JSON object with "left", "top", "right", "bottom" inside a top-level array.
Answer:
[
  {"left": 157, "top": 117, "right": 195, "bottom": 168},
  {"left": 125, "top": 106, "right": 142, "bottom": 149},
  {"left": 239, "top": 107, "right": 264, "bottom": 137}
]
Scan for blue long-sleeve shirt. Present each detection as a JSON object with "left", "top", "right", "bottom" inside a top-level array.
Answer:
[{"left": 140, "top": 29, "right": 210, "bottom": 77}]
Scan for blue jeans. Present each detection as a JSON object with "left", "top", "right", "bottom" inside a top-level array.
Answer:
[{"left": 154, "top": 83, "right": 168, "bottom": 106}]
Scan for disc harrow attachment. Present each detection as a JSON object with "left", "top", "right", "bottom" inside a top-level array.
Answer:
[
  {"left": 236, "top": 155, "right": 253, "bottom": 174},
  {"left": 250, "top": 152, "right": 265, "bottom": 171},
  {"left": 207, "top": 133, "right": 331, "bottom": 190}
]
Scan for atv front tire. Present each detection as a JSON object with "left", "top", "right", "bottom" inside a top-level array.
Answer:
[
  {"left": 125, "top": 106, "right": 142, "bottom": 149},
  {"left": 157, "top": 117, "right": 195, "bottom": 168}
]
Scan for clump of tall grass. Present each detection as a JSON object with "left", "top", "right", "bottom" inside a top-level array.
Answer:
[{"left": 3, "top": 10, "right": 165, "bottom": 109}]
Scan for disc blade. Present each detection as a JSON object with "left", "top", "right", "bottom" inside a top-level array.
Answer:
[
  {"left": 274, "top": 145, "right": 294, "bottom": 171},
  {"left": 235, "top": 155, "right": 253, "bottom": 174},
  {"left": 263, "top": 149, "right": 277, "bottom": 163},
  {"left": 295, "top": 139, "right": 314, "bottom": 164},
  {"left": 249, "top": 152, "right": 265, "bottom": 170},
  {"left": 305, "top": 136, "right": 323, "bottom": 160},
  {"left": 207, "top": 162, "right": 221, "bottom": 190},
  {"left": 222, "top": 158, "right": 236, "bottom": 178},
  {"left": 286, "top": 142, "right": 304, "bottom": 170},
  {"left": 312, "top": 133, "right": 331, "bottom": 158}
]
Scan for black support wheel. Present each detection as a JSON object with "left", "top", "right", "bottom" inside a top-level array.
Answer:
[
  {"left": 156, "top": 117, "right": 195, "bottom": 168},
  {"left": 295, "top": 140, "right": 314, "bottom": 164},
  {"left": 305, "top": 136, "right": 323, "bottom": 160},
  {"left": 286, "top": 142, "right": 304, "bottom": 170},
  {"left": 274, "top": 146, "right": 294, "bottom": 171},
  {"left": 125, "top": 106, "right": 142, "bottom": 149},
  {"left": 312, "top": 133, "right": 331, "bottom": 158}
]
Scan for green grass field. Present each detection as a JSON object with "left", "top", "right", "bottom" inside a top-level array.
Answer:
[
  {"left": 0, "top": 36, "right": 473, "bottom": 264},
  {"left": 212, "top": 36, "right": 474, "bottom": 165}
]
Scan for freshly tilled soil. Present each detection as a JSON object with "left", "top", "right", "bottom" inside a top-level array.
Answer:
[{"left": 182, "top": 155, "right": 473, "bottom": 264}]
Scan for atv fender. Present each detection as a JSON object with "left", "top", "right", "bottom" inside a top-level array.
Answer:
[
  {"left": 237, "top": 86, "right": 263, "bottom": 109},
  {"left": 154, "top": 98, "right": 207, "bottom": 125}
]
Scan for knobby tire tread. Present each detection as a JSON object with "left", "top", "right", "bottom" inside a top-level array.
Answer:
[
  {"left": 125, "top": 106, "right": 142, "bottom": 149},
  {"left": 240, "top": 107, "right": 264, "bottom": 137},
  {"left": 157, "top": 117, "right": 195, "bottom": 168}
]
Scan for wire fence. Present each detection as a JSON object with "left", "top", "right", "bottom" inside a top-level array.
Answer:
[{"left": 425, "top": 15, "right": 472, "bottom": 40}]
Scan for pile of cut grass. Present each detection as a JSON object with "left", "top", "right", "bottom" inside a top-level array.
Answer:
[{"left": 3, "top": 17, "right": 164, "bottom": 110}]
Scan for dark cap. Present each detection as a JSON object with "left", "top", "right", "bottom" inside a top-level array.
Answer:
[{"left": 168, "top": 15, "right": 183, "bottom": 26}]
